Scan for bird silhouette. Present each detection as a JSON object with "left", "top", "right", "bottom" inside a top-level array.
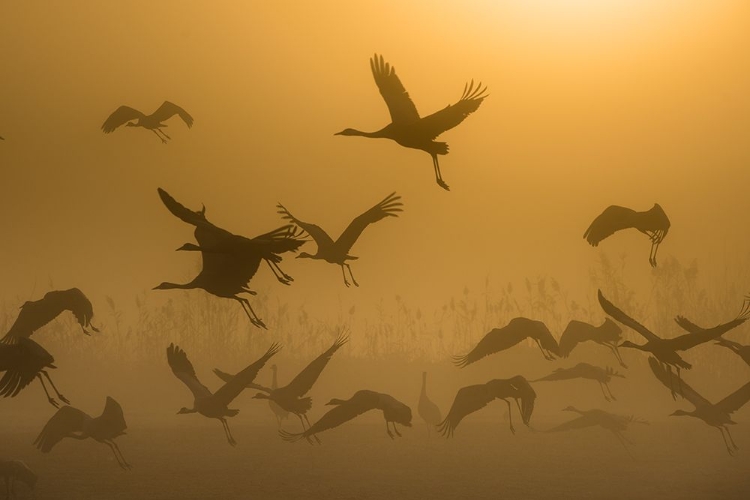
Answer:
[
  {"left": 531, "top": 363, "right": 625, "bottom": 402},
  {"left": 168, "top": 343, "right": 280, "bottom": 446},
  {"left": 545, "top": 406, "right": 647, "bottom": 456},
  {"left": 216, "top": 334, "right": 349, "bottom": 443},
  {"left": 453, "top": 317, "right": 559, "bottom": 368},
  {"left": 268, "top": 365, "right": 290, "bottom": 427},
  {"left": 34, "top": 397, "right": 130, "bottom": 470},
  {"left": 559, "top": 318, "right": 627, "bottom": 368},
  {"left": 598, "top": 290, "right": 750, "bottom": 398},
  {"left": 418, "top": 371, "right": 442, "bottom": 436},
  {"left": 101, "top": 101, "right": 193, "bottom": 143},
  {"left": 279, "top": 390, "right": 412, "bottom": 443},
  {"left": 673, "top": 313, "right": 750, "bottom": 367},
  {"left": 277, "top": 192, "right": 402, "bottom": 287},
  {"left": 438, "top": 376, "right": 536, "bottom": 437},
  {"left": 0, "top": 460, "right": 37, "bottom": 498},
  {"left": 154, "top": 188, "right": 305, "bottom": 328},
  {"left": 0, "top": 338, "right": 65, "bottom": 408},
  {"left": 336, "top": 54, "right": 488, "bottom": 191},
  {"left": 584, "top": 204, "right": 670, "bottom": 267},
  {"left": 1, "top": 288, "right": 99, "bottom": 343},
  {"left": 647, "top": 357, "right": 750, "bottom": 455}
]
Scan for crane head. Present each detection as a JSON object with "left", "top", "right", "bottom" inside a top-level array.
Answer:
[
  {"left": 334, "top": 128, "right": 362, "bottom": 136},
  {"left": 669, "top": 409, "right": 691, "bottom": 417},
  {"left": 176, "top": 407, "right": 195, "bottom": 415}
]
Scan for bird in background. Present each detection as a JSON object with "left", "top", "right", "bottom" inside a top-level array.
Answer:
[
  {"left": 101, "top": 101, "right": 193, "bottom": 143},
  {"left": 558, "top": 318, "right": 627, "bottom": 368},
  {"left": 531, "top": 363, "right": 625, "bottom": 402},
  {"left": 215, "top": 334, "right": 349, "bottom": 442},
  {"left": 277, "top": 192, "right": 402, "bottom": 287},
  {"left": 336, "top": 54, "right": 488, "bottom": 191},
  {"left": 545, "top": 406, "right": 648, "bottom": 457},
  {"left": 647, "top": 356, "right": 750, "bottom": 455},
  {"left": 598, "top": 290, "right": 750, "bottom": 399},
  {"left": 0, "top": 288, "right": 99, "bottom": 407},
  {"left": 418, "top": 371, "right": 442, "bottom": 436},
  {"left": 268, "top": 364, "right": 290, "bottom": 427},
  {"left": 673, "top": 310, "right": 750, "bottom": 367},
  {"left": 154, "top": 188, "right": 306, "bottom": 328},
  {"left": 168, "top": 343, "right": 281, "bottom": 446},
  {"left": 0, "top": 460, "right": 37, "bottom": 498},
  {"left": 453, "top": 317, "right": 559, "bottom": 368},
  {"left": 584, "top": 203, "right": 670, "bottom": 267},
  {"left": 34, "top": 397, "right": 131, "bottom": 470},
  {"left": 280, "top": 390, "right": 412, "bottom": 443},
  {"left": 438, "top": 376, "right": 536, "bottom": 438}
]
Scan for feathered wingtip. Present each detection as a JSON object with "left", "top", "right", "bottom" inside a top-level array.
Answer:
[
  {"left": 263, "top": 343, "right": 283, "bottom": 359},
  {"left": 460, "top": 80, "right": 489, "bottom": 102},
  {"left": 378, "top": 192, "right": 404, "bottom": 217},
  {"left": 736, "top": 295, "right": 750, "bottom": 320},
  {"left": 331, "top": 328, "right": 351, "bottom": 350},
  {"left": 279, "top": 429, "right": 304, "bottom": 443},
  {"left": 628, "top": 415, "right": 650, "bottom": 425},
  {"left": 451, "top": 353, "right": 471, "bottom": 368},
  {"left": 436, "top": 419, "right": 454, "bottom": 438}
]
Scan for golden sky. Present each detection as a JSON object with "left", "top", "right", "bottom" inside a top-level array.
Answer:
[{"left": 1, "top": 0, "right": 749, "bottom": 321}]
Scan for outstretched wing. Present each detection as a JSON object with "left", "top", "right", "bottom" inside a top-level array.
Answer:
[
  {"left": 418, "top": 81, "right": 488, "bottom": 140},
  {"left": 101, "top": 106, "right": 145, "bottom": 133},
  {"left": 715, "top": 380, "right": 750, "bottom": 415},
  {"left": 597, "top": 290, "right": 659, "bottom": 343},
  {"left": 167, "top": 344, "right": 212, "bottom": 400},
  {"left": 558, "top": 321, "right": 592, "bottom": 356},
  {"left": 213, "top": 344, "right": 282, "bottom": 406},
  {"left": 100, "top": 397, "right": 128, "bottom": 436},
  {"left": 285, "top": 334, "right": 349, "bottom": 397},
  {"left": 157, "top": 187, "right": 212, "bottom": 228},
  {"left": 646, "top": 357, "right": 709, "bottom": 409},
  {"left": 212, "top": 369, "right": 272, "bottom": 393},
  {"left": 370, "top": 54, "right": 420, "bottom": 124},
  {"left": 151, "top": 101, "right": 194, "bottom": 128},
  {"left": 669, "top": 315, "right": 748, "bottom": 352},
  {"left": 437, "top": 384, "right": 494, "bottom": 438},
  {"left": 545, "top": 413, "right": 598, "bottom": 433},
  {"left": 507, "top": 376, "right": 537, "bottom": 425},
  {"left": 583, "top": 205, "right": 638, "bottom": 246},
  {"left": 33, "top": 406, "right": 90, "bottom": 452},
  {"left": 0, "top": 340, "right": 53, "bottom": 397},
  {"left": 453, "top": 318, "right": 533, "bottom": 367},
  {"left": 333, "top": 192, "right": 402, "bottom": 255},
  {"left": 276, "top": 203, "right": 334, "bottom": 250}
]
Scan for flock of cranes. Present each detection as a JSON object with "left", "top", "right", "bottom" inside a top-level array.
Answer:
[{"left": 1, "top": 51, "right": 749, "bottom": 496}]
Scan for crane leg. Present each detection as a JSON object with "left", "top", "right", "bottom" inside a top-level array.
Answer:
[
  {"left": 664, "top": 364, "right": 677, "bottom": 400},
  {"left": 393, "top": 422, "right": 402, "bottom": 437},
  {"left": 151, "top": 129, "right": 167, "bottom": 144},
  {"left": 385, "top": 419, "right": 394, "bottom": 439},
  {"left": 597, "top": 381, "right": 611, "bottom": 402},
  {"left": 297, "top": 414, "right": 308, "bottom": 432},
  {"left": 36, "top": 373, "right": 59, "bottom": 408},
  {"left": 303, "top": 414, "right": 321, "bottom": 444},
  {"left": 105, "top": 440, "right": 131, "bottom": 470},
  {"left": 41, "top": 370, "right": 69, "bottom": 404},
  {"left": 533, "top": 339, "right": 553, "bottom": 361},
  {"left": 605, "top": 382, "right": 617, "bottom": 401},
  {"left": 220, "top": 418, "right": 237, "bottom": 447},
  {"left": 718, "top": 427, "right": 735, "bottom": 455},
  {"left": 724, "top": 426, "right": 740, "bottom": 451},
  {"left": 675, "top": 366, "right": 684, "bottom": 398},
  {"left": 345, "top": 264, "right": 359, "bottom": 287},
  {"left": 265, "top": 260, "right": 292, "bottom": 285},
  {"left": 607, "top": 344, "right": 628, "bottom": 368},
  {"left": 237, "top": 298, "right": 267, "bottom": 329},
  {"left": 431, "top": 155, "right": 450, "bottom": 191},
  {"left": 340, "top": 265, "right": 351, "bottom": 288},
  {"left": 502, "top": 399, "right": 516, "bottom": 434},
  {"left": 612, "top": 431, "right": 635, "bottom": 459},
  {"left": 111, "top": 440, "right": 132, "bottom": 469},
  {"left": 158, "top": 128, "right": 172, "bottom": 140}
]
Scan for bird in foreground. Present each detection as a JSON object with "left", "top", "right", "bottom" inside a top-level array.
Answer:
[
  {"left": 268, "top": 364, "right": 290, "bottom": 427},
  {"left": 168, "top": 343, "right": 280, "bottom": 446},
  {"left": 558, "top": 318, "right": 627, "bottom": 368},
  {"left": 584, "top": 203, "right": 670, "bottom": 267},
  {"left": 216, "top": 334, "right": 349, "bottom": 442},
  {"left": 598, "top": 290, "right": 750, "bottom": 399},
  {"left": 418, "top": 371, "right": 442, "bottom": 436},
  {"left": 277, "top": 192, "right": 402, "bottom": 287},
  {"left": 336, "top": 54, "right": 488, "bottom": 191},
  {"left": 280, "top": 390, "right": 412, "bottom": 443},
  {"left": 453, "top": 317, "right": 559, "bottom": 368},
  {"left": 545, "top": 406, "right": 647, "bottom": 457},
  {"left": 0, "top": 338, "right": 65, "bottom": 408},
  {"left": 101, "top": 101, "right": 193, "bottom": 143},
  {"left": 438, "top": 376, "right": 536, "bottom": 438},
  {"left": 0, "top": 460, "right": 37, "bottom": 498},
  {"left": 673, "top": 313, "right": 750, "bottom": 367},
  {"left": 34, "top": 397, "right": 130, "bottom": 470},
  {"left": 154, "top": 188, "right": 306, "bottom": 328},
  {"left": 647, "top": 357, "right": 750, "bottom": 456},
  {"left": 1, "top": 288, "right": 99, "bottom": 343},
  {"left": 531, "top": 363, "right": 624, "bottom": 402}
]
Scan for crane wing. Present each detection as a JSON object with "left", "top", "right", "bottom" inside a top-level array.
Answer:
[
  {"left": 213, "top": 344, "right": 282, "bottom": 406},
  {"left": 285, "top": 334, "right": 349, "bottom": 397},
  {"left": 417, "top": 81, "right": 488, "bottom": 140},
  {"left": 507, "top": 376, "right": 537, "bottom": 425},
  {"left": 0, "top": 341, "right": 49, "bottom": 397},
  {"left": 437, "top": 384, "right": 495, "bottom": 438},
  {"left": 545, "top": 413, "right": 598, "bottom": 433},
  {"left": 668, "top": 316, "right": 748, "bottom": 352},
  {"left": 369, "top": 54, "right": 420, "bottom": 124},
  {"left": 646, "top": 357, "right": 709, "bottom": 409},
  {"left": 157, "top": 188, "right": 213, "bottom": 228},
  {"left": 333, "top": 192, "right": 402, "bottom": 255},
  {"left": 33, "top": 406, "right": 91, "bottom": 452},
  {"left": 151, "top": 101, "right": 194, "bottom": 128},
  {"left": 277, "top": 203, "right": 334, "bottom": 250},
  {"left": 583, "top": 205, "right": 638, "bottom": 246},
  {"left": 715, "top": 380, "right": 750, "bottom": 415},
  {"left": 453, "top": 318, "right": 532, "bottom": 367},
  {"left": 166, "top": 344, "right": 212, "bottom": 400},
  {"left": 212, "top": 368, "right": 272, "bottom": 393},
  {"left": 597, "top": 290, "right": 659, "bottom": 343},
  {"left": 558, "top": 321, "right": 592, "bottom": 356},
  {"left": 101, "top": 106, "right": 146, "bottom": 133},
  {"left": 100, "top": 397, "right": 128, "bottom": 437}
]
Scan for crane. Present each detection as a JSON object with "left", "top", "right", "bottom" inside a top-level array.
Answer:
[
  {"left": 418, "top": 371, "right": 442, "bottom": 436},
  {"left": 558, "top": 318, "right": 627, "bottom": 368},
  {"left": 0, "top": 460, "right": 37, "bottom": 498},
  {"left": 531, "top": 363, "right": 625, "bottom": 402},
  {"left": 101, "top": 101, "right": 193, "bottom": 143}
]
